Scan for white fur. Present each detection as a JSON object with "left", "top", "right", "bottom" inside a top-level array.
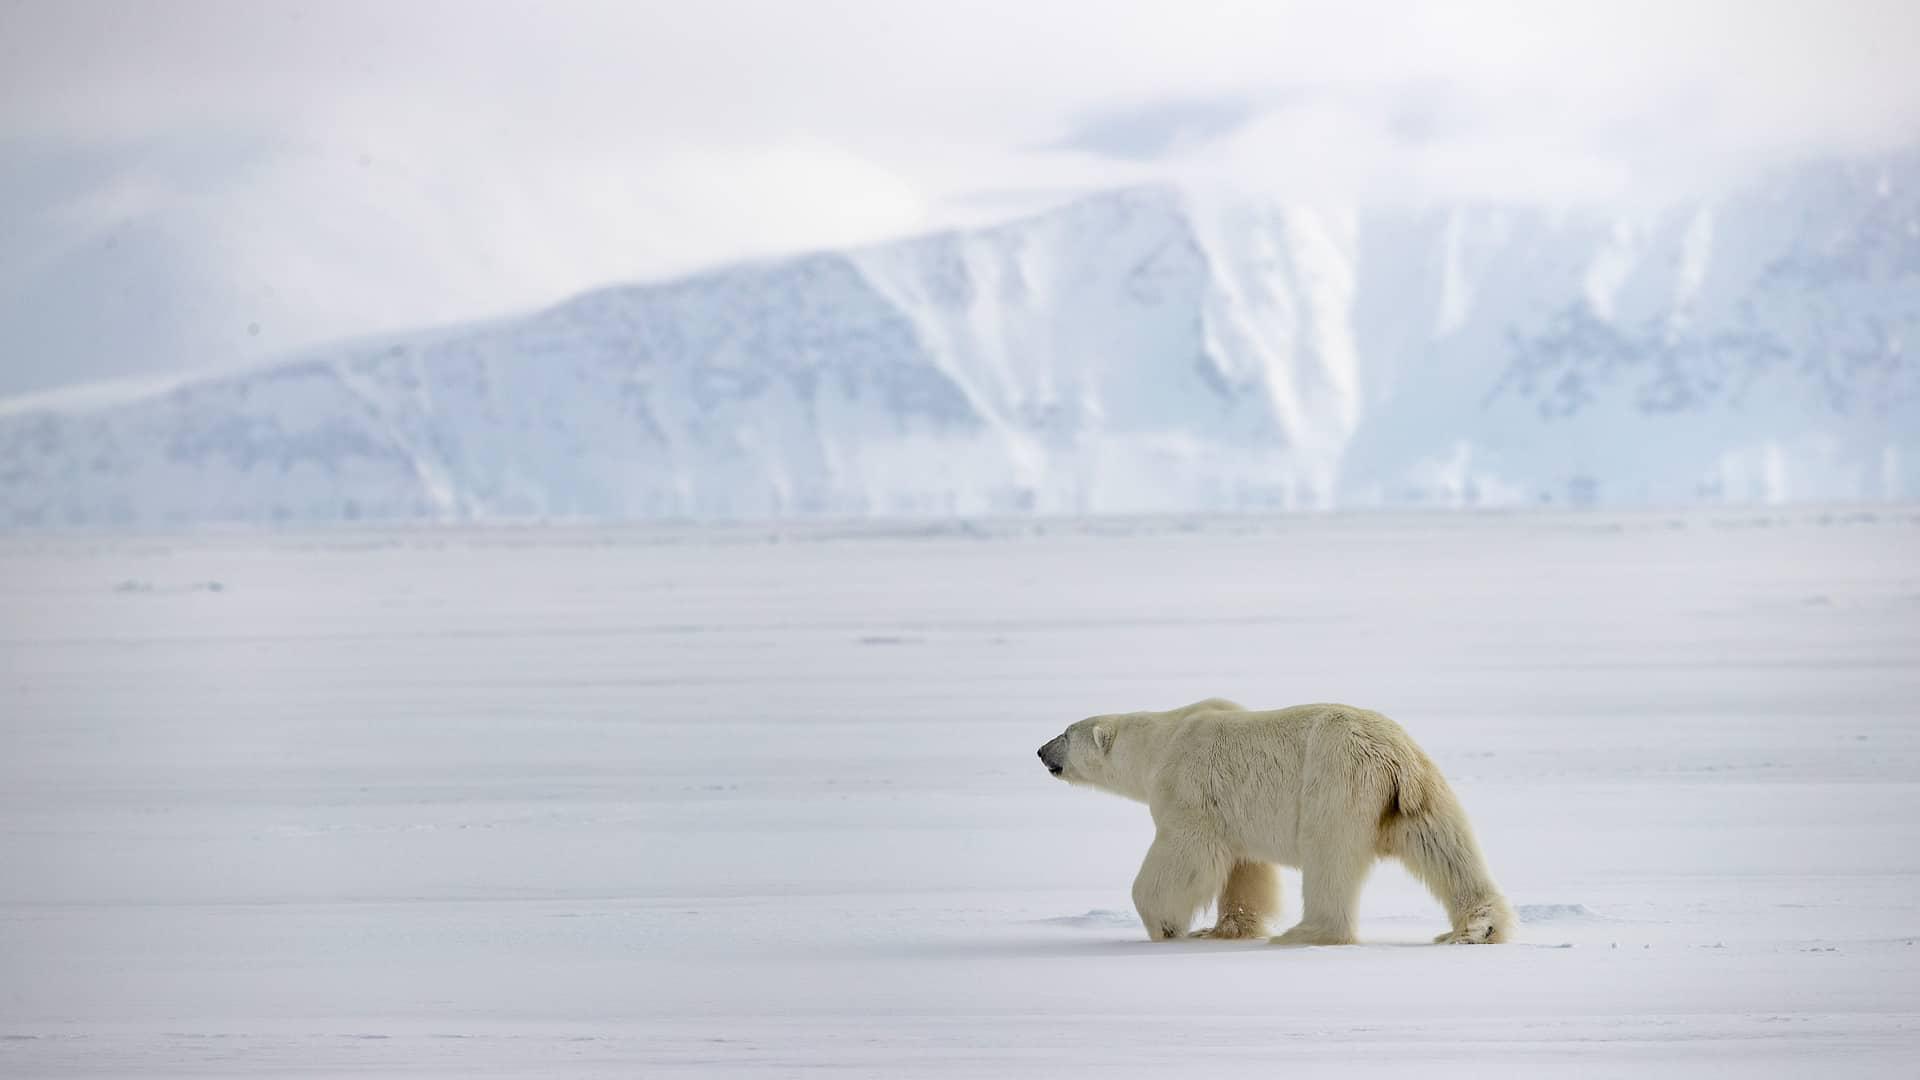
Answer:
[{"left": 1045, "top": 699, "right": 1515, "bottom": 946}]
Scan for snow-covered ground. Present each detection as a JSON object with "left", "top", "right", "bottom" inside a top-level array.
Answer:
[{"left": 2, "top": 511, "right": 1917, "bottom": 1076}]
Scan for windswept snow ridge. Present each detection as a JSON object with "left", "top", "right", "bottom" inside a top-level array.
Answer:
[{"left": 2, "top": 151, "right": 1916, "bottom": 526}]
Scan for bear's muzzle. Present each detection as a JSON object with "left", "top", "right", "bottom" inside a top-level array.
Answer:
[{"left": 1037, "top": 734, "right": 1067, "bottom": 777}]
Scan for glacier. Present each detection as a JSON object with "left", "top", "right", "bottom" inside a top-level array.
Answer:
[{"left": 1, "top": 149, "right": 1915, "bottom": 526}]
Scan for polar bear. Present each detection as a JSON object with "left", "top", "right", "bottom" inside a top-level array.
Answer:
[{"left": 1036, "top": 699, "right": 1514, "bottom": 946}]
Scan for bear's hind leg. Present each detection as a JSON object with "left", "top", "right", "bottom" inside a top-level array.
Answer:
[
  {"left": 1194, "top": 861, "right": 1280, "bottom": 939},
  {"left": 1271, "top": 819, "right": 1375, "bottom": 947},
  {"left": 1132, "top": 823, "right": 1231, "bottom": 941}
]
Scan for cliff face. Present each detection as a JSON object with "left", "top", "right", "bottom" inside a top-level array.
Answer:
[{"left": 3, "top": 151, "right": 1915, "bottom": 526}]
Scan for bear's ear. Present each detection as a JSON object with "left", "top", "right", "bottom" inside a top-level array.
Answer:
[{"left": 1092, "top": 723, "right": 1114, "bottom": 754}]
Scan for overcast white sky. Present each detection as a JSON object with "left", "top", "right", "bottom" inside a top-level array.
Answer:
[{"left": 2, "top": 0, "right": 1918, "bottom": 394}]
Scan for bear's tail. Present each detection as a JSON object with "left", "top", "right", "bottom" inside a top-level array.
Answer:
[{"left": 1381, "top": 754, "right": 1515, "bottom": 944}]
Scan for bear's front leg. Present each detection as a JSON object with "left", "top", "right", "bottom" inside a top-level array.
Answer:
[
  {"left": 1131, "top": 823, "right": 1230, "bottom": 941},
  {"left": 1193, "top": 861, "right": 1280, "bottom": 939}
]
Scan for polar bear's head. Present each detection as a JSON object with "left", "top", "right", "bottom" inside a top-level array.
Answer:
[{"left": 1036, "top": 718, "right": 1116, "bottom": 787}]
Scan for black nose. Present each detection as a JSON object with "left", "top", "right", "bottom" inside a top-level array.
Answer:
[{"left": 1037, "top": 736, "right": 1065, "bottom": 775}]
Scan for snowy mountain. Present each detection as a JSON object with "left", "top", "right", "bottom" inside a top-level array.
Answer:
[{"left": 2, "top": 150, "right": 1916, "bottom": 526}]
